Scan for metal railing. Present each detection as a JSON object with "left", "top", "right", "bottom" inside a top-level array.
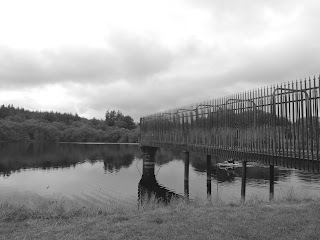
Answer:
[{"left": 140, "top": 76, "right": 320, "bottom": 172}]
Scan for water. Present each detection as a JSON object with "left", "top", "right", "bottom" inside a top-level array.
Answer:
[{"left": 1, "top": 142, "right": 320, "bottom": 205}]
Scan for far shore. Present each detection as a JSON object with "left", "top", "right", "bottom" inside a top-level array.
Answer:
[
  {"left": 1, "top": 141, "right": 139, "bottom": 145},
  {"left": 58, "top": 142, "right": 139, "bottom": 145}
]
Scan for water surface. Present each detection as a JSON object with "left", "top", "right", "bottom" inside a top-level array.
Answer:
[{"left": 1, "top": 142, "right": 320, "bottom": 205}]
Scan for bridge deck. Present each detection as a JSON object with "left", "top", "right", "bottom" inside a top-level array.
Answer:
[{"left": 140, "top": 76, "right": 320, "bottom": 172}]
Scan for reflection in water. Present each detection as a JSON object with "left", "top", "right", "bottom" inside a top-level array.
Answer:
[
  {"left": 103, "top": 150, "right": 136, "bottom": 173},
  {"left": 190, "top": 153, "right": 296, "bottom": 183},
  {"left": 0, "top": 142, "right": 140, "bottom": 176},
  {"left": 213, "top": 165, "right": 285, "bottom": 183},
  {"left": 138, "top": 154, "right": 182, "bottom": 204}
]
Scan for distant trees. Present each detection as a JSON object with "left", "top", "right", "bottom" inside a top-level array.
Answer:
[
  {"left": 0, "top": 105, "right": 140, "bottom": 143},
  {"left": 105, "top": 110, "right": 136, "bottom": 130}
]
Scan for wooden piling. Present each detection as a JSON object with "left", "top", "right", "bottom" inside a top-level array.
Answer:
[
  {"left": 184, "top": 151, "right": 190, "bottom": 201},
  {"left": 270, "top": 164, "right": 274, "bottom": 201},
  {"left": 207, "top": 155, "right": 212, "bottom": 202},
  {"left": 241, "top": 160, "right": 247, "bottom": 202}
]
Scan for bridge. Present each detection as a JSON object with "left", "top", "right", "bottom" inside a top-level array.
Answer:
[{"left": 139, "top": 75, "right": 320, "bottom": 201}]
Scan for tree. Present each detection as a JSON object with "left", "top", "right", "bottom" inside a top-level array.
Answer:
[
  {"left": 105, "top": 110, "right": 118, "bottom": 126},
  {"left": 0, "top": 105, "right": 140, "bottom": 143},
  {"left": 105, "top": 110, "right": 136, "bottom": 129}
]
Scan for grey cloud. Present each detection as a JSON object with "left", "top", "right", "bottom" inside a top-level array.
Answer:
[
  {"left": 0, "top": 34, "right": 173, "bottom": 88},
  {"left": 108, "top": 32, "right": 173, "bottom": 79},
  {"left": 186, "top": 0, "right": 303, "bottom": 39},
  {"left": 186, "top": 0, "right": 299, "bottom": 13},
  {"left": 221, "top": 36, "right": 320, "bottom": 88},
  {"left": 44, "top": 47, "right": 119, "bottom": 82},
  {"left": 0, "top": 48, "right": 48, "bottom": 86}
]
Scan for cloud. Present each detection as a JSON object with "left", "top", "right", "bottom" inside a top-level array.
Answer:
[
  {"left": 0, "top": 33, "right": 173, "bottom": 88},
  {"left": 1, "top": 0, "right": 320, "bottom": 120},
  {"left": 108, "top": 32, "right": 174, "bottom": 79},
  {"left": 0, "top": 48, "right": 48, "bottom": 87}
]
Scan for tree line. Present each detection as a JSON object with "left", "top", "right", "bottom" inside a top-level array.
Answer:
[{"left": 0, "top": 105, "right": 140, "bottom": 143}]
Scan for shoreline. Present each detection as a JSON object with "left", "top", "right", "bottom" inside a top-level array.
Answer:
[
  {"left": 58, "top": 142, "right": 140, "bottom": 145},
  {"left": 0, "top": 141, "right": 139, "bottom": 145}
]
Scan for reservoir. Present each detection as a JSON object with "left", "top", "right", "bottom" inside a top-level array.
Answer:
[{"left": 1, "top": 142, "right": 320, "bottom": 205}]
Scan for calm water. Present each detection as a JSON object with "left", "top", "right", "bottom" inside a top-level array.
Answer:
[{"left": 1, "top": 142, "right": 320, "bottom": 205}]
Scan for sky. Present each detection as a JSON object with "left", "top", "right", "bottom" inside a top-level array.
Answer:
[{"left": 0, "top": 0, "right": 319, "bottom": 121}]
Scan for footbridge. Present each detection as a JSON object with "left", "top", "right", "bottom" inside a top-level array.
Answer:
[{"left": 139, "top": 75, "right": 320, "bottom": 201}]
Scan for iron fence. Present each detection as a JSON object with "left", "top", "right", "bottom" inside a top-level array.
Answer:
[{"left": 140, "top": 75, "right": 320, "bottom": 171}]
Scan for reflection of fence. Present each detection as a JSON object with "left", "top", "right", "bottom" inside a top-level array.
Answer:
[{"left": 140, "top": 76, "right": 320, "bottom": 172}]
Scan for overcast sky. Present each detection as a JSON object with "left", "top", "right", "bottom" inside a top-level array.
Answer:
[{"left": 0, "top": 0, "right": 319, "bottom": 121}]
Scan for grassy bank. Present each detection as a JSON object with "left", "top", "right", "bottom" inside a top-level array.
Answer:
[{"left": 1, "top": 196, "right": 320, "bottom": 240}]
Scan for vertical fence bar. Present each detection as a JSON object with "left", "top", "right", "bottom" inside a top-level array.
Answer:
[
  {"left": 288, "top": 82, "right": 293, "bottom": 164},
  {"left": 308, "top": 77, "right": 313, "bottom": 171},
  {"left": 272, "top": 85, "right": 277, "bottom": 166},
  {"left": 300, "top": 80, "right": 305, "bottom": 170},
  {"left": 315, "top": 76, "right": 320, "bottom": 172},
  {"left": 296, "top": 81, "right": 301, "bottom": 169},
  {"left": 276, "top": 84, "right": 281, "bottom": 166},
  {"left": 267, "top": 86, "right": 271, "bottom": 163},
  {"left": 305, "top": 78, "right": 310, "bottom": 171},
  {"left": 263, "top": 87, "right": 267, "bottom": 156},
  {"left": 284, "top": 83, "right": 289, "bottom": 161},
  {"left": 292, "top": 81, "right": 297, "bottom": 166},
  {"left": 237, "top": 92, "right": 241, "bottom": 154}
]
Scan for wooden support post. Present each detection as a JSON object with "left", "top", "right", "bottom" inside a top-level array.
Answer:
[
  {"left": 269, "top": 165, "right": 274, "bottom": 201},
  {"left": 184, "top": 151, "right": 190, "bottom": 201},
  {"left": 241, "top": 160, "right": 247, "bottom": 202},
  {"left": 207, "top": 155, "right": 212, "bottom": 202}
]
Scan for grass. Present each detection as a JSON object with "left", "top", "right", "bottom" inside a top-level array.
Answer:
[{"left": 1, "top": 193, "right": 320, "bottom": 240}]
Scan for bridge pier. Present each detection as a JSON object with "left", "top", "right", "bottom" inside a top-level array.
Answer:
[
  {"left": 139, "top": 146, "right": 184, "bottom": 204},
  {"left": 269, "top": 165, "right": 275, "bottom": 201},
  {"left": 241, "top": 160, "right": 247, "bottom": 202},
  {"left": 184, "top": 151, "right": 190, "bottom": 202},
  {"left": 207, "top": 155, "right": 212, "bottom": 203},
  {"left": 140, "top": 146, "right": 158, "bottom": 161},
  {"left": 140, "top": 147, "right": 157, "bottom": 178}
]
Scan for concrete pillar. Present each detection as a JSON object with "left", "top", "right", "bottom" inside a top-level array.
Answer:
[{"left": 140, "top": 146, "right": 158, "bottom": 180}]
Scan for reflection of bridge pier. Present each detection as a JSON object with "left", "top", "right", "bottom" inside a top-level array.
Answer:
[{"left": 139, "top": 146, "right": 183, "bottom": 204}]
